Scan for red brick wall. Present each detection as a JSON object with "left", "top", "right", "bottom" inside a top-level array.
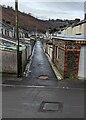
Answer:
[
  {"left": 52, "top": 39, "right": 81, "bottom": 79},
  {"left": 64, "top": 42, "right": 81, "bottom": 79}
]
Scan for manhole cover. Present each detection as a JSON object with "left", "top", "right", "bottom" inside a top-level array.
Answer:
[
  {"left": 39, "top": 101, "right": 63, "bottom": 112},
  {"left": 43, "top": 103, "right": 59, "bottom": 111},
  {"left": 38, "top": 75, "right": 49, "bottom": 80}
]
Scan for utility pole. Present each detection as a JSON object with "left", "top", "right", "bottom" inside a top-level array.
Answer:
[
  {"left": 36, "top": 26, "right": 37, "bottom": 40},
  {"left": 15, "top": 0, "right": 20, "bottom": 77}
]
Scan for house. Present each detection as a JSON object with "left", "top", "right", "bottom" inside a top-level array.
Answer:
[
  {"left": 61, "top": 20, "right": 86, "bottom": 35},
  {"left": 0, "top": 21, "right": 13, "bottom": 38},
  {"left": 0, "top": 20, "right": 31, "bottom": 39}
]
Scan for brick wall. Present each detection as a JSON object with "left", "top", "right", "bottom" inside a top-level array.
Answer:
[
  {"left": 64, "top": 42, "right": 81, "bottom": 79},
  {"left": 53, "top": 39, "right": 81, "bottom": 79}
]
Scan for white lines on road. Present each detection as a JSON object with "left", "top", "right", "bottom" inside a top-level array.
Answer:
[{"left": 0, "top": 84, "right": 85, "bottom": 91}]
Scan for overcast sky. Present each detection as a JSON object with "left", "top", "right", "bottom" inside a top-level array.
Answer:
[{"left": 0, "top": 0, "right": 86, "bottom": 20}]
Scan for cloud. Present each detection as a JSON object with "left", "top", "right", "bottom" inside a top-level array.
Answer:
[
  {"left": 19, "top": 2, "right": 84, "bottom": 20},
  {"left": 0, "top": 1, "right": 84, "bottom": 20}
]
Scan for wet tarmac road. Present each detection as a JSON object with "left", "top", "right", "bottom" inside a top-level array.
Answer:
[
  {"left": 2, "top": 86, "right": 84, "bottom": 118},
  {"left": 22, "top": 40, "right": 58, "bottom": 86},
  {"left": 4, "top": 40, "right": 58, "bottom": 86}
]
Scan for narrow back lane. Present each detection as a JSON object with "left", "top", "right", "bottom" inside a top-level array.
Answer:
[{"left": 22, "top": 40, "right": 58, "bottom": 86}]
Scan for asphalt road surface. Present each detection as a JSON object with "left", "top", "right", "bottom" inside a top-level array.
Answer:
[{"left": 2, "top": 40, "right": 85, "bottom": 119}]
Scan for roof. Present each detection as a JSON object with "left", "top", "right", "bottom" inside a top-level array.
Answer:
[
  {"left": 0, "top": 37, "right": 26, "bottom": 51},
  {"left": 70, "top": 20, "right": 86, "bottom": 28},
  {"left": 0, "top": 37, "right": 17, "bottom": 45},
  {"left": 0, "top": 37, "right": 26, "bottom": 46},
  {"left": 52, "top": 34, "right": 86, "bottom": 41},
  {"left": 61, "top": 20, "right": 86, "bottom": 32}
]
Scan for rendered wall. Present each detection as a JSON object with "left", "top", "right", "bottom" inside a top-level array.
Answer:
[{"left": 0, "top": 49, "right": 17, "bottom": 73}]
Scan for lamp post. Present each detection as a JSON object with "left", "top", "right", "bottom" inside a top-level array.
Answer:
[{"left": 15, "top": 0, "right": 20, "bottom": 77}]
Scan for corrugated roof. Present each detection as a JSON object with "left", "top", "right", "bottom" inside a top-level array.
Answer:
[
  {"left": 0, "top": 37, "right": 26, "bottom": 51},
  {"left": 52, "top": 34, "right": 86, "bottom": 41},
  {"left": 0, "top": 37, "right": 17, "bottom": 45},
  {"left": 0, "top": 37, "right": 26, "bottom": 46}
]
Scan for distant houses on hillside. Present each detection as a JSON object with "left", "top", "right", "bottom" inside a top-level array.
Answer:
[{"left": 0, "top": 20, "right": 33, "bottom": 39}]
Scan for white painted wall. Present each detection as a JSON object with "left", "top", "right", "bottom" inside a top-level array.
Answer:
[
  {"left": 61, "top": 22, "right": 86, "bottom": 35},
  {"left": 0, "top": 50, "right": 17, "bottom": 73},
  {"left": 78, "top": 45, "right": 86, "bottom": 80}
]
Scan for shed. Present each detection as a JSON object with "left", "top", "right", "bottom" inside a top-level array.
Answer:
[{"left": 52, "top": 34, "right": 86, "bottom": 80}]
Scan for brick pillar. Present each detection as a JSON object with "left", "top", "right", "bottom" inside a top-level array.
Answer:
[
  {"left": 64, "top": 41, "right": 81, "bottom": 79},
  {"left": 64, "top": 50, "right": 68, "bottom": 78},
  {"left": 74, "top": 50, "right": 80, "bottom": 79}
]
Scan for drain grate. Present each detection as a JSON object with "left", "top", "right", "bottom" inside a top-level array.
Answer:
[
  {"left": 38, "top": 75, "right": 49, "bottom": 80},
  {"left": 39, "top": 101, "right": 63, "bottom": 112}
]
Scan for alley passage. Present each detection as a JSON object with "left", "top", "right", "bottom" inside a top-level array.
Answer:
[
  {"left": 22, "top": 40, "right": 58, "bottom": 86},
  {"left": 5, "top": 40, "right": 58, "bottom": 86}
]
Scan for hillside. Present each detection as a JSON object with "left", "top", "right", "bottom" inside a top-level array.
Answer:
[{"left": 1, "top": 5, "right": 79, "bottom": 33}]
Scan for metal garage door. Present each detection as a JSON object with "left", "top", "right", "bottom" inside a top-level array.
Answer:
[{"left": 78, "top": 45, "right": 86, "bottom": 79}]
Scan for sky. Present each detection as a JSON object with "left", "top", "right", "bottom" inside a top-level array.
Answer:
[{"left": 0, "top": 0, "right": 86, "bottom": 20}]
